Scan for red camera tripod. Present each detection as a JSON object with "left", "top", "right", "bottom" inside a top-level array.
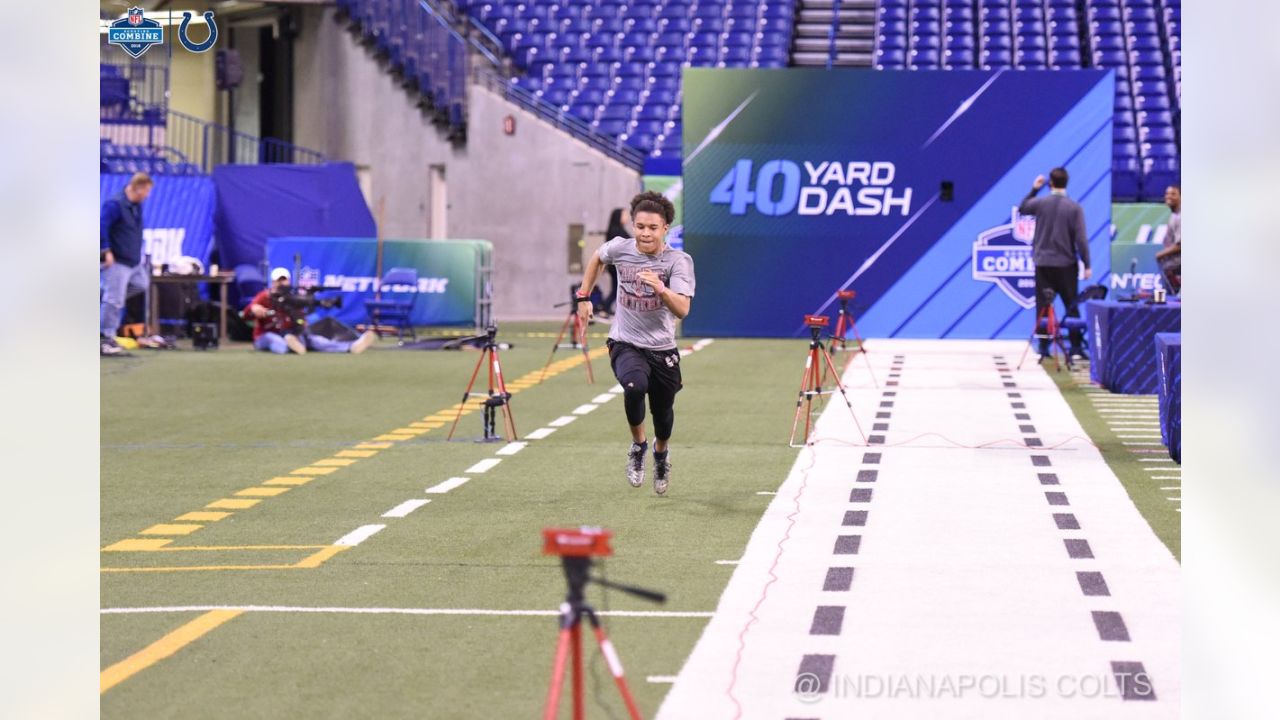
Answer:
[
  {"left": 790, "top": 315, "right": 864, "bottom": 447},
  {"left": 541, "top": 289, "right": 595, "bottom": 384},
  {"left": 541, "top": 528, "right": 665, "bottom": 720},
  {"left": 447, "top": 326, "right": 517, "bottom": 442},
  {"left": 831, "top": 289, "right": 879, "bottom": 387}
]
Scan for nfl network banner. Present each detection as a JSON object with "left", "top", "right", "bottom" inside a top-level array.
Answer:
[
  {"left": 100, "top": 173, "right": 215, "bottom": 267},
  {"left": 266, "top": 237, "right": 491, "bottom": 327},
  {"left": 681, "top": 69, "right": 1113, "bottom": 338}
]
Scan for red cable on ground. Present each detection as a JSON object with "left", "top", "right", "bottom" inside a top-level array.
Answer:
[
  {"left": 724, "top": 445, "right": 818, "bottom": 719},
  {"left": 723, "top": 429, "right": 1097, "bottom": 714}
]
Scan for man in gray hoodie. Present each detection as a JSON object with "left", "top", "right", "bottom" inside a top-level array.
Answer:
[{"left": 1019, "top": 167, "right": 1092, "bottom": 359}]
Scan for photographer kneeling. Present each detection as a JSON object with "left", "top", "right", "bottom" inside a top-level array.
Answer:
[{"left": 244, "top": 268, "right": 376, "bottom": 355}]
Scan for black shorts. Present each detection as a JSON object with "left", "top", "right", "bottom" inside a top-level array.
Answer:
[{"left": 607, "top": 339, "right": 683, "bottom": 396}]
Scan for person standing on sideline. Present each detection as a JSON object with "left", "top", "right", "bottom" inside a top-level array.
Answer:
[
  {"left": 1020, "top": 168, "right": 1091, "bottom": 359},
  {"left": 600, "top": 207, "right": 632, "bottom": 317},
  {"left": 577, "top": 192, "right": 695, "bottom": 495},
  {"left": 100, "top": 172, "right": 153, "bottom": 355},
  {"left": 1155, "top": 184, "right": 1181, "bottom": 294}
]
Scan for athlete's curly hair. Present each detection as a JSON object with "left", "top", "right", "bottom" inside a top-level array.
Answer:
[{"left": 630, "top": 190, "right": 676, "bottom": 225}]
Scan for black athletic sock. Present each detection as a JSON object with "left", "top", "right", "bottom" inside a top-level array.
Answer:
[
  {"left": 653, "top": 449, "right": 668, "bottom": 462},
  {"left": 631, "top": 440, "right": 649, "bottom": 453}
]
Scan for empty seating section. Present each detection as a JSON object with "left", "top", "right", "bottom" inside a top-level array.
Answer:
[
  {"left": 100, "top": 140, "right": 202, "bottom": 176},
  {"left": 336, "top": 0, "right": 471, "bottom": 134},
  {"left": 876, "top": 1, "right": 1082, "bottom": 73},
  {"left": 1089, "top": 0, "right": 1180, "bottom": 200},
  {"left": 328, "top": 1, "right": 1177, "bottom": 201},
  {"left": 456, "top": 0, "right": 796, "bottom": 158}
]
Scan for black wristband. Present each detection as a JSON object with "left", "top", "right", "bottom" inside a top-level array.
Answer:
[{"left": 575, "top": 296, "right": 592, "bottom": 304}]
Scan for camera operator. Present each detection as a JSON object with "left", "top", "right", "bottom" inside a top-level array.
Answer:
[{"left": 244, "top": 268, "right": 376, "bottom": 355}]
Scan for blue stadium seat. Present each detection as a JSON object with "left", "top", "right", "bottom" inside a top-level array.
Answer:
[
  {"left": 1140, "top": 125, "right": 1176, "bottom": 144},
  {"left": 1142, "top": 158, "right": 1180, "bottom": 200},
  {"left": 630, "top": 119, "right": 665, "bottom": 137},
  {"left": 1049, "top": 49, "right": 1081, "bottom": 67},
  {"left": 1112, "top": 158, "right": 1141, "bottom": 201},
  {"left": 879, "top": 34, "right": 907, "bottom": 50},
  {"left": 983, "top": 35, "right": 1013, "bottom": 50},
  {"left": 876, "top": 48, "right": 907, "bottom": 65},
  {"left": 913, "top": 35, "right": 942, "bottom": 49},
  {"left": 946, "top": 35, "right": 976, "bottom": 51},
  {"left": 982, "top": 48, "right": 1013, "bottom": 66},
  {"left": 599, "top": 105, "right": 635, "bottom": 122},
  {"left": 1143, "top": 141, "right": 1178, "bottom": 158}
]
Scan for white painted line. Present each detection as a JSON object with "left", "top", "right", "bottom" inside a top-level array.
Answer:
[
  {"left": 1122, "top": 442, "right": 1165, "bottom": 447},
  {"left": 496, "top": 442, "right": 527, "bottom": 456},
  {"left": 1151, "top": 477, "right": 1182, "bottom": 481},
  {"left": 100, "top": 606, "right": 714, "bottom": 618},
  {"left": 1159, "top": 486, "right": 1181, "bottom": 491},
  {"left": 679, "top": 349, "right": 692, "bottom": 357},
  {"left": 572, "top": 404, "right": 598, "bottom": 415},
  {"left": 647, "top": 676, "right": 679, "bottom": 684},
  {"left": 525, "top": 427, "right": 556, "bottom": 440},
  {"left": 714, "top": 560, "right": 740, "bottom": 565},
  {"left": 426, "top": 477, "right": 470, "bottom": 493},
  {"left": 610, "top": 384, "right": 625, "bottom": 393},
  {"left": 1167, "top": 497, "right": 1181, "bottom": 502},
  {"left": 382, "top": 499, "right": 432, "bottom": 518},
  {"left": 335, "top": 524, "right": 385, "bottom": 547},
  {"left": 592, "top": 393, "right": 616, "bottom": 403},
  {"left": 755, "top": 491, "right": 777, "bottom": 496},
  {"left": 1144, "top": 467, "right": 1180, "bottom": 472},
  {"left": 1139, "top": 458, "right": 1178, "bottom": 463},
  {"left": 548, "top": 415, "right": 578, "bottom": 427},
  {"left": 1117, "top": 434, "right": 1163, "bottom": 439},
  {"left": 466, "top": 458, "right": 502, "bottom": 473},
  {"left": 692, "top": 338, "right": 714, "bottom": 350},
  {"left": 1106, "top": 421, "right": 1161, "bottom": 425}
]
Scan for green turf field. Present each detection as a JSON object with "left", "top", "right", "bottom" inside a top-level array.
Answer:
[
  {"left": 101, "top": 329, "right": 1180, "bottom": 717},
  {"left": 101, "top": 324, "right": 803, "bottom": 718}
]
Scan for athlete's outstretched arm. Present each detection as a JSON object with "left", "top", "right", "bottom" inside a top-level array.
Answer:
[{"left": 577, "top": 252, "right": 605, "bottom": 326}]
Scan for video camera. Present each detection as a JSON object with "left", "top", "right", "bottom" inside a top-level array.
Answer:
[{"left": 265, "top": 286, "right": 344, "bottom": 324}]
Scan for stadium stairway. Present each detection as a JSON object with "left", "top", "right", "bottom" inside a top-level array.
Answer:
[{"left": 791, "top": 0, "right": 877, "bottom": 67}]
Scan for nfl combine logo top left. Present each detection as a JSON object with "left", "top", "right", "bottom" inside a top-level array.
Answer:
[{"left": 107, "top": 7, "right": 163, "bottom": 59}]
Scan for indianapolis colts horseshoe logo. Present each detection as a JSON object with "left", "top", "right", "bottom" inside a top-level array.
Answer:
[{"left": 178, "top": 11, "right": 217, "bottom": 52}]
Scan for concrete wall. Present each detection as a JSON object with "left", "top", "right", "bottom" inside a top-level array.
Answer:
[{"left": 292, "top": 7, "right": 641, "bottom": 320}]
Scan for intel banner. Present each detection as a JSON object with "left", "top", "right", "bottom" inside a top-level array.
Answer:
[
  {"left": 266, "top": 237, "right": 491, "bottom": 327},
  {"left": 682, "top": 69, "right": 1113, "bottom": 338},
  {"left": 1109, "top": 203, "right": 1173, "bottom": 294}
]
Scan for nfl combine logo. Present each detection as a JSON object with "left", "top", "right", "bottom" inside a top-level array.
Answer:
[
  {"left": 108, "top": 7, "right": 164, "bottom": 59},
  {"left": 972, "top": 208, "right": 1038, "bottom": 309}
]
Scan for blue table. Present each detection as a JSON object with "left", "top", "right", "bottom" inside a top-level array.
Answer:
[
  {"left": 1155, "top": 333, "right": 1181, "bottom": 463},
  {"left": 1084, "top": 299, "right": 1182, "bottom": 394}
]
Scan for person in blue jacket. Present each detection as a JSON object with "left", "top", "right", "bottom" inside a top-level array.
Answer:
[{"left": 100, "top": 172, "right": 154, "bottom": 355}]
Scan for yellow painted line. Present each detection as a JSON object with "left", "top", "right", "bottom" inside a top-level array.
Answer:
[
  {"left": 356, "top": 442, "right": 393, "bottom": 450},
  {"left": 103, "top": 538, "right": 172, "bottom": 552},
  {"left": 235, "top": 487, "right": 290, "bottom": 497},
  {"left": 294, "top": 545, "right": 348, "bottom": 568},
  {"left": 409, "top": 422, "right": 443, "bottom": 429},
  {"left": 207, "top": 498, "right": 260, "bottom": 510},
  {"left": 100, "top": 609, "right": 244, "bottom": 693},
  {"left": 337, "top": 450, "right": 378, "bottom": 458},
  {"left": 314, "top": 458, "right": 357, "bottom": 467},
  {"left": 374, "top": 434, "right": 410, "bottom": 442},
  {"left": 175, "top": 511, "right": 230, "bottom": 522},
  {"left": 392, "top": 428, "right": 428, "bottom": 436},
  {"left": 101, "top": 563, "right": 296, "bottom": 573},
  {"left": 423, "top": 415, "right": 455, "bottom": 422},
  {"left": 291, "top": 466, "right": 338, "bottom": 476},
  {"left": 140, "top": 524, "right": 203, "bottom": 536},
  {"left": 265, "top": 476, "right": 313, "bottom": 486},
  {"left": 126, "top": 544, "right": 328, "bottom": 553}
]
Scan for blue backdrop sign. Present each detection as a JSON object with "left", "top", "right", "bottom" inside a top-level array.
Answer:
[
  {"left": 681, "top": 69, "right": 1114, "bottom": 338},
  {"left": 100, "top": 173, "right": 215, "bottom": 266},
  {"left": 266, "top": 237, "right": 490, "bottom": 327}
]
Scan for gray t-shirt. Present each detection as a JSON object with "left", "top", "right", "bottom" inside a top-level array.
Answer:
[
  {"left": 1165, "top": 211, "right": 1181, "bottom": 248},
  {"left": 598, "top": 237, "right": 696, "bottom": 350}
]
